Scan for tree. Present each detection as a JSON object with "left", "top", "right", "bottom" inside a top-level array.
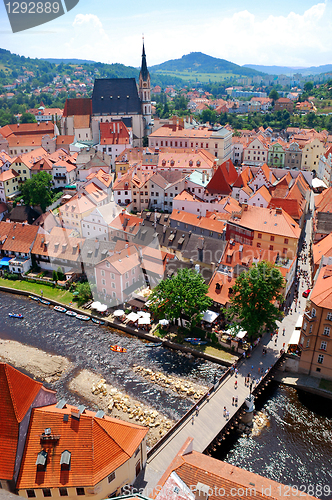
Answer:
[
  {"left": 20, "top": 112, "right": 37, "bottom": 123},
  {"left": 226, "top": 261, "right": 285, "bottom": 340},
  {"left": 304, "top": 81, "right": 314, "bottom": 93},
  {"left": 20, "top": 171, "right": 53, "bottom": 212},
  {"left": 148, "top": 268, "right": 212, "bottom": 330},
  {"left": 75, "top": 281, "right": 93, "bottom": 305},
  {"left": 269, "top": 89, "right": 280, "bottom": 104}
]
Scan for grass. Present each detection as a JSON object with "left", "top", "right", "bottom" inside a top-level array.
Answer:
[
  {"left": 319, "top": 379, "right": 332, "bottom": 392},
  {"left": 0, "top": 277, "right": 75, "bottom": 306}
]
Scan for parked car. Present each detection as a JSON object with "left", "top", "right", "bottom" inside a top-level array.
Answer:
[{"left": 302, "top": 289, "right": 311, "bottom": 298}]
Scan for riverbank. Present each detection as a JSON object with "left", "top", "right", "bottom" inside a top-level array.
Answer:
[
  {"left": 275, "top": 370, "right": 332, "bottom": 400},
  {"left": 0, "top": 284, "right": 236, "bottom": 366},
  {"left": 0, "top": 339, "right": 174, "bottom": 447}
]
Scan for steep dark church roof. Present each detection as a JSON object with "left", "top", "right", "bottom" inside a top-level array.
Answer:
[
  {"left": 92, "top": 78, "right": 141, "bottom": 116},
  {"left": 140, "top": 43, "right": 149, "bottom": 81}
]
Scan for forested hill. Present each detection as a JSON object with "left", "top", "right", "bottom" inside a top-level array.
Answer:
[{"left": 150, "top": 52, "right": 265, "bottom": 77}]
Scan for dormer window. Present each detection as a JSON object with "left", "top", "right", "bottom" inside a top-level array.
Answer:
[
  {"left": 60, "top": 450, "right": 71, "bottom": 471},
  {"left": 36, "top": 450, "right": 47, "bottom": 471}
]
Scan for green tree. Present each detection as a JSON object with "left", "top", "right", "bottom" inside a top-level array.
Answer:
[
  {"left": 75, "top": 281, "right": 93, "bottom": 305},
  {"left": 226, "top": 261, "right": 285, "bottom": 340},
  {"left": 148, "top": 268, "right": 212, "bottom": 330},
  {"left": 52, "top": 270, "right": 58, "bottom": 282},
  {"left": 20, "top": 171, "right": 53, "bottom": 211},
  {"left": 56, "top": 267, "right": 65, "bottom": 281},
  {"left": 304, "top": 81, "right": 314, "bottom": 93},
  {"left": 269, "top": 89, "right": 280, "bottom": 104},
  {"left": 20, "top": 112, "right": 37, "bottom": 123}
]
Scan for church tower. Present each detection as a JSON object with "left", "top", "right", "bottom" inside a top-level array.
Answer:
[{"left": 139, "top": 40, "right": 152, "bottom": 136}]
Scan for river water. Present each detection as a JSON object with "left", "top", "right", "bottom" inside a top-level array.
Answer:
[
  {"left": 215, "top": 382, "right": 332, "bottom": 496},
  {"left": 2, "top": 292, "right": 332, "bottom": 492},
  {"left": 0, "top": 292, "right": 223, "bottom": 420}
]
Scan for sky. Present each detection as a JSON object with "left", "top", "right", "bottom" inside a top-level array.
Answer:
[{"left": 1, "top": 0, "right": 332, "bottom": 68}]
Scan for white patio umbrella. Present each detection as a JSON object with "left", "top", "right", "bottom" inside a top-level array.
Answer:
[
  {"left": 159, "top": 319, "right": 169, "bottom": 326},
  {"left": 96, "top": 304, "right": 108, "bottom": 312},
  {"left": 91, "top": 301, "right": 101, "bottom": 310},
  {"left": 113, "top": 309, "right": 125, "bottom": 317},
  {"left": 127, "top": 312, "right": 139, "bottom": 322},
  {"left": 138, "top": 316, "right": 151, "bottom": 325}
]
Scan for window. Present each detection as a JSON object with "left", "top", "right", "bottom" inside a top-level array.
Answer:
[
  {"left": 283, "top": 248, "right": 287, "bottom": 254},
  {"left": 258, "top": 233, "right": 262, "bottom": 239},
  {"left": 312, "top": 308, "right": 316, "bottom": 317},
  {"left": 257, "top": 243, "right": 261, "bottom": 248},
  {"left": 306, "top": 339, "right": 310, "bottom": 348},
  {"left": 303, "top": 322, "right": 307, "bottom": 331},
  {"left": 317, "top": 354, "right": 324, "bottom": 364},
  {"left": 112, "top": 283, "right": 115, "bottom": 289},
  {"left": 76, "top": 488, "right": 85, "bottom": 496},
  {"left": 59, "top": 489, "right": 68, "bottom": 497},
  {"left": 270, "top": 235, "right": 274, "bottom": 241},
  {"left": 309, "top": 325, "right": 313, "bottom": 333},
  {"left": 323, "top": 327, "right": 330, "bottom": 336},
  {"left": 320, "top": 341, "right": 327, "bottom": 351},
  {"left": 327, "top": 312, "right": 332, "bottom": 321},
  {"left": 284, "top": 238, "right": 289, "bottom": 244},
  {"left": 269, "top": 245, "right": 274, "bottom": 251},
  {"left": 108, "top": 472, "right": 115, "bottom": 483},
  {"left": 132, "top": 268, "right": 135, "bottom": 275},
  {"left": 102, "top": 279, "right": 106, "bottom": 285},
  {"left": 112, "top": 292, "right": 116, "bottom": 298},
  {"left": 125, "top": 272, "right": 129, "bottom": 279},
  {"left": 27, "top": 491, "right": 36, "bottom": 498},
  {"left": 111, "top": 273, "right": 115, "bottom": 280},
  {"left": 101, "top": 270, "right": 105, "bottom": 276}
]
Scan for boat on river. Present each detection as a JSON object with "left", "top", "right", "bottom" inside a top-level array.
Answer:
[
  {"left": 184, "top": 337, "right": 207, "bottom": 345},
  {"left": 9, "top": 313, "right": 23, "bottom": 318},
  {"left": 29, "top": 295, "right": 40, "bottom": 302},
  {"left": 76, "top": 314, "right": 90, "bottom": 321},
  {"left": 66, "top": 310, "right": 77, "bottom": 317},
  {"left": 54, "top": 306, "right": 67, "bottom": 313},
  {"left": 91, "top": 318, "right": 105, "bottom": 325},
  {"left": 145, "top": 342, "right": 163, "bottom": 347},
  {"left": 40, "top": 299, "right": 50, "bottom": 306},
  {"left": 110, "top": 344, "right": 127, "bottom": 353}
]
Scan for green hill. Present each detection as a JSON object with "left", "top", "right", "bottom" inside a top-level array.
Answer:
[{"left": 150, "top": 52, "right": 265, "bottom": 77}]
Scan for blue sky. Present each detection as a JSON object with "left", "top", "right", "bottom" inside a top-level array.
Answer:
[{"left": 0, "top": 0, "right": 332, "bottom": 68}]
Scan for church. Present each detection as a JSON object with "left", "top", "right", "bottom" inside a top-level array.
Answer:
[{"left": 61, "top": 43, "right": 152, "bottom": 147}]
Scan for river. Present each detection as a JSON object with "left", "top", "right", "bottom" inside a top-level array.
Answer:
[
  {"left": 0, "top": 291, "right": 223, "bottom": 420},
  {"left": 214, "top": 382, "right": 332, "bottom": 496},
  {"left": 2, "top": 291, "right": 332, "bottom": 492}
]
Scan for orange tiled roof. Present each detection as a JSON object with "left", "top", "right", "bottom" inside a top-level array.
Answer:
[
  {"left": 207, "top": 271, "right": 236, "bottom": 306},
  {"left": 230, "top": 205, "right": 300, "bottom": 239},
  {"left": 0, "top": 363, "right": 44, "bottom": 480},
  {"left": 313, "top": 233, "right": 332, "bottom": 267},
  {"left": 1, "top": 222, "right": 38, "bottom": 253},
  {"left": 17, "top": 404, "right": 147, "bottom": 489},
  {"left": 310, "top": 265, "right": 332, "bottom": 309}
]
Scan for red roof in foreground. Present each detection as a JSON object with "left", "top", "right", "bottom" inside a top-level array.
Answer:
[
  {"left": 17, "top": 404, "right": 148, "bottom": 489},
  {"left": 0, "top": 363, "right": 43, "bottom": 480},
  {"left": 153, "top": 438, "right": 319, "bottom": 500}
]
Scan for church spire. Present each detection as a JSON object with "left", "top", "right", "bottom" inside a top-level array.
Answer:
[{"left": 140, "top": 39, "right": 149, "bottom": 82}]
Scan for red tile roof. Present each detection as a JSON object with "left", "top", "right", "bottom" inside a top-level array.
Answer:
[
  {"left": 310, "top": 265, "right": 332, "bottom": 310},
  {"left": 154, "top": 438, "right": 318, "bottom": 500},
  {"left": 205, "top": 164, "right": 232, "bottom": 196},
  {"left": 0, "top": 363, "right": 44, "bottom": 480},
  {"left": 1, "top": 222, "right": 39, "bottom": 253},
  {"left": 17, "top": 404, "right": 147, "bottom": 489},
  {"left": 63, "top": 98, "right": 92, "bottom": 117}
]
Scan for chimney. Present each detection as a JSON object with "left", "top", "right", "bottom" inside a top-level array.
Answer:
[
  {"left": 95, "top": 239, "right": 100, "bottom": 250},
  {"left": 242, "top": 203, "right": 248, "bottom": 211},
  {"left": 195, "top": 483, "right": 211, "bottom": 500},
  {"left": 276, "top": 207, "right": 282, "bottom": 214},
  {"left": 211, "top": 261, "right": 215, "bottom": 273}
]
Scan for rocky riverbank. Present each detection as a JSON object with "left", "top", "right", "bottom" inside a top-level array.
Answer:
[{"left": 0, "top": 339, "right": 174, "bottom": 447}]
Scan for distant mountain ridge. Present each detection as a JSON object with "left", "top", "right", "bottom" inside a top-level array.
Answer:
[
  {"left": 150, "top": 52, "right": 265, "bottom": 77},
  {"left": 244, "top": 63, "right": 332, "bottom": 76},
  {"left": 41, "top": 58, "right": 97, "bottom": 65}
]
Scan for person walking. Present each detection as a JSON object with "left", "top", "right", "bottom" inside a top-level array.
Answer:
[
  {"left": 234, "top": 380, "right": 238, "bottom": 389},
  {"left": 223, "top": 406, "right": 227, "bottom": 417},
  {"left": 232, "top": 396, "right": 235, "bottom": 405},
  {"left": 283, "top": 328, "right": 285, "bottom": 336},
  {"left": 235, "top": 368, "right": 238, "bottom": 377},
  {"left": 226, "top": 410, "right": 230, "bottom": 420},
  {"left": 235, "top": 396, "right": 238, "bottom": 406}
]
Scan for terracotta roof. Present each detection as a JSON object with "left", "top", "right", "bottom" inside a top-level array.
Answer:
[
  {"left": 86, "top": 168, "right": 113, "bottom": 188},
  {"left": 313, "top": 233, "right": 332, "bottom": 267},
  {"left": 73, "top": 115, "right": 90, "bottom": 129},
  {"left": 207, "top": 271, "right": 236, "bottom": 306},
  {"left": 1, "top": 222, "right": 38, "bottom": 253},
  {"left": 220, "top": 241, "right": 279, "bottom": 269},
  {"left": 31, "top": 229, "right": 84, "bottom": 261},
  {"left": 310, "top": 265, "right": 332, "bottom": 309},
  {"left": 249, "top": 184, "right": 271, "bottom": 204},
  {"left": 268, "top": 198, "right": 302, "bottom": 220},
  {"left": 63, "top": 98, "right": 92, "bottom": 117},
  {"left": 100, "top": 121, "right": 130, "bottom": 145},
  {"left": 205, "top": 165, "right": 231, "bottom": 196},
  {"left": 0, "top": 122, "right": 55, "bottom": 138},
  {"left": 0, "top": 169, "right": 19, "bottom": 182},
  {"left": 59, "top": 193, "right": 96, "bottom": 216},
  {"left": 154, "top": 438, "right": 318, "bottom": 500},
  {"left": 12, "top": 147, "right": 49, "bottom": 169},
  {"left": 0, "top": 363, "right": 44, "bottom": 480},
  {"left": 229, "top": 205, "right": 301, "bottom": 239},
  {"left": 17, "top": 404, "right": 147, "bottom": 489}
]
